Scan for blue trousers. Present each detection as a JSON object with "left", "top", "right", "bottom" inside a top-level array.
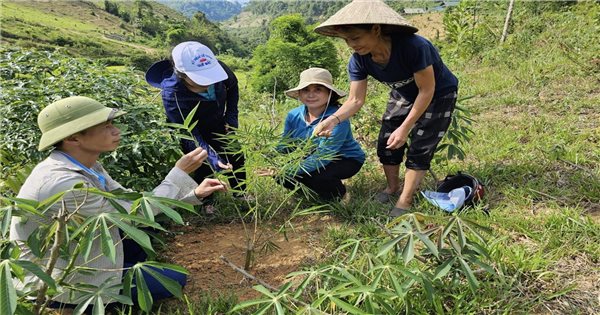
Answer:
[{"left": 122, "top": 237, "right": 187, "bottom": 301}]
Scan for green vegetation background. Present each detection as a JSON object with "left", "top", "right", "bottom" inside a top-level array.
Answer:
[{"left": 1, "top": 0, "right": 598, "bottom": 314}]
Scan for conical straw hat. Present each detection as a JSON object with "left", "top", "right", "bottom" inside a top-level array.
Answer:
[{"left": 315, "top": 0, "right": 418, "bottom": 37}]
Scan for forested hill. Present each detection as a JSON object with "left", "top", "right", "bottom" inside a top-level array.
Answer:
[
  {"left": 156, "top": 0, "right": 243, "bottom": 21},
  {"left": 241, "top": 0, "right": 436, "bottom": 23}
]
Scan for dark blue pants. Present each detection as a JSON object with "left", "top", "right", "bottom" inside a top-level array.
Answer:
[{"left": 281, "top": 157, "right": 364, "bottom": 201}]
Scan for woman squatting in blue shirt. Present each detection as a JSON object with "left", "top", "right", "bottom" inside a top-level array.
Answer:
[{"left": 275, "top": 68, "right": 365, "bottom": 201}]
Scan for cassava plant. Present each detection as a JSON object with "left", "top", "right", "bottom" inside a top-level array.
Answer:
[{"left": 0, "top": 186, "right": 196, "bottom": 315}]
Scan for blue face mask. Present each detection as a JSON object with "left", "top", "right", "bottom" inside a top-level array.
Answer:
[{"left": 197, "top": 85, "right": 216, "bottom": 101}]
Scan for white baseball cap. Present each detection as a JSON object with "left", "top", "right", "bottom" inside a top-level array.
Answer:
[{"left": 172, "top": 41, "right": 228, "bottom": 86}]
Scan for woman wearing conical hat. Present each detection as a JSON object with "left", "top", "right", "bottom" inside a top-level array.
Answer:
[{"left": 314, "top": 0, "right": 459, "bottom": 217}]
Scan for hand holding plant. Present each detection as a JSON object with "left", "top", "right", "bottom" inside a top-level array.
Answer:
[
  {"left": 217, "top": 161, "right": 233, "bottom": 170},
  {"left": 255, "top": 167, "right": 276, "bottom": 177},
  {"left": 313, "top": 116, "right": 337, "bottom": 138},
  {"left": 195, "top": 178, "right": 228, "bottom": 198},
  {"left": 175, "top": 147, "right": 208, "bottom": 173}
]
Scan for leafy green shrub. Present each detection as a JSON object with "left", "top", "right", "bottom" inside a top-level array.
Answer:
[
  {"left": 232, "top": 214, "right": 501, "bottom": 313},
  {"left": 0, "top": 48, "right": 181, "bottom": 194},
  {"left": 250, "top": 14, "right": 340, "bottom": 94},
  {"left": 129, "top": 51, "right": 157, "bottom": 71},
  {"left": 1, "top": 185, "right": 194, "bottom": 314}
]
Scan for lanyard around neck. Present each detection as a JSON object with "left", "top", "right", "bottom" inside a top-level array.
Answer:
[{"left": 58, "top": 151, "right": 107, "bottom": 190}]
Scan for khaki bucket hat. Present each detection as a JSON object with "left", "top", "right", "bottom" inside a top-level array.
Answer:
[
  {"left": 284, "top": 68, "right": 347, "bottom": 99},
  {"left": 37, "top": 96, "right": 126, "bottom": 151},
  {"left": 315, "top": 0, "right": 418, "bottom": 37}
]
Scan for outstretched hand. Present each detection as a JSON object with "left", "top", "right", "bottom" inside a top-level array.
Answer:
[
  {"left": 218, "top": 161, "right": 232, "bottom": 170},
  {"left": 195, "top": 178, "right": 227, "bottom": 199},
  {"left": 175, "top": 148, "right": 208, "bottom": 173},
  {"left": 313, "top": 117, "right": 337, "bottom": 138}
]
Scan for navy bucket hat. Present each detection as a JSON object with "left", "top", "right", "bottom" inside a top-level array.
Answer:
[{"left": 145, "top": 60, "right": 173, "bottom": 88}]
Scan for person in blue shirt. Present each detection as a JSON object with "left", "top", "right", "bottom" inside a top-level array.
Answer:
[
  {"left": 275, "top": 67, "right": 365, "bottom": 201},
  {"left": 314, "top": 0, "right": 459, "bottom": 216},
  {"left": 146, "top": 41, "right": 247, "bottom": 209}
]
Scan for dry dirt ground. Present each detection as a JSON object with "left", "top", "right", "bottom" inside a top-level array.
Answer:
[{"left": 163, "top": 215, "right": 340, "bottom": 301}]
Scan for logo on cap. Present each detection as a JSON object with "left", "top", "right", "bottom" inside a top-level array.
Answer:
[{"left": 192, "top": 54, "right": 214, "bottom": 68}]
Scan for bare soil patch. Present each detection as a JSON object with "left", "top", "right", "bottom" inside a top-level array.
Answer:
[{"left": 163, "top": 215, "right": 339, "bottom": 301}]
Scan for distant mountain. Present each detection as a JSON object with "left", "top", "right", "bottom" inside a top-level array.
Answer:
[{"left": 157, "top": 0, "right": 243, "bottom": 21}]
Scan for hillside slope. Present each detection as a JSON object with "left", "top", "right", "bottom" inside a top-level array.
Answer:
[
  {"left": 0, "top": 1, "right": 184, "bottom": 62},
  {"left": 0, "top": 0, "right": 245, "bottom": 66}
]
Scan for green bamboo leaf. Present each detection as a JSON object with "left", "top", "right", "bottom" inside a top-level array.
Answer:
[
  {"left": 148, "top": 200, "right": 183, "bottom": 225},
  {"left": 122, "top": 269, "right": 134, "bottom": 298},
  {"left": 329, "top": 296, "right": 368, "bottom": 315},
  {"left": 449, "top": 236, "right": 462, "bottom": 255},
  {"left": 144, "top": 261, "right": 188, "bottom": 275},
  {"left": 401, "top": 235, "right": 415, "bottom": 265},
  {"left": 433, "top": 257, "right": 456, "bottom": 281},
  {"left": 37, "top": 190, "right": 66, "bottom": 212},
  {"left": 230, "top": 298, "right": 272, "bottom": 312},
  {"left": 109, "top": 213, "right": 164, "bottom": 230},
  {"left": 275, "top": 300, "right": 284, "bottom": 315},
  {"left": 80, "top": 224, "right": 96, "bottom": 261},
  {"left": 15, "top": 305, "right": 35, "bottom": 315},
  {"left": 7, "top": 197, "right": 41, "bottom": 216},
  {"left": 0, "top": 260, "right": 17, "bottom": 315},
  {"left": 135, "top": 268, "right": 153, "bottom": 312},
  {"left": 377, "top": 235, "right": 404, "bottom": 257},
  {"left": 253, "top": 285, "right": 275, "bottom": 298},
  {"left": 388, "top": 270, "right": 403, "bottom": 296},
  {"left": 106, "top": 217, "right": 153, "bottom": 251},
  {"left": 14, "top": 260, "right": 56, "bottom": 289},
  {"left": 175, "top": 134, "right": 196, "bottom": 142},
  {"left": 92, "top": 296, "right": 104, "bottom": 315},
  {"left": 107, "top": 199, "right": 128, "bottom": 214},
  {"left": 337, "top": 285, "right": 375, "bottom": 297},
  {"left": 468, "top": 242, "right": 492, "bottom": 259},
  {"left": 70, "top": 215, "right": 97, "bottom": 239},
  {"left": 1, "top": 206, "right": 11, "bottom": 236},
  {"left": 147, "top": 195, "right": 195, "bottom": 212},
  {"left": 188, "top": 120, "right": 198, "bottom": 132},
  {"left": 141, "top": 199, "right": 155, "bottom": 221},
  {"left": 458, "top": 257, "right": 479, "bottom": 292},
  {"left": 255, "top": 303, "right": 273, "bottom": 315},
  {"left": 415, "top": 232, "right": 439, "bottom": 258},
  {"left": 421, "top": 275, "right": 435, "bottom": 305},
  {"left": 442, "top": 217, "right": 456, "bottom": 239},
  {"left": 73, "top": 295, "right": 94, "bottom": 315},
  {"left": 163, "top": 122, "right": 189, "bottom": 130},
  {"left": 100, "top": 219, "right": 116, "bottom": 264},
  {"left": 183, "top": 104, "right": 199, "bottom": 128},
  {"left": 457, "top": 220, "right": 466, "bottom": 249},
  {"left": 371, "top": 269, "right": 384, "bottom": 287},
  {"left": 140, "top": 266, "right": 183, "bottom": 298}
]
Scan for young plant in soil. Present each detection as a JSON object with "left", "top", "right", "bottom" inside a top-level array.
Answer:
[{"left": 167, "top": 104, "right": 329, "bottom": 272}]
